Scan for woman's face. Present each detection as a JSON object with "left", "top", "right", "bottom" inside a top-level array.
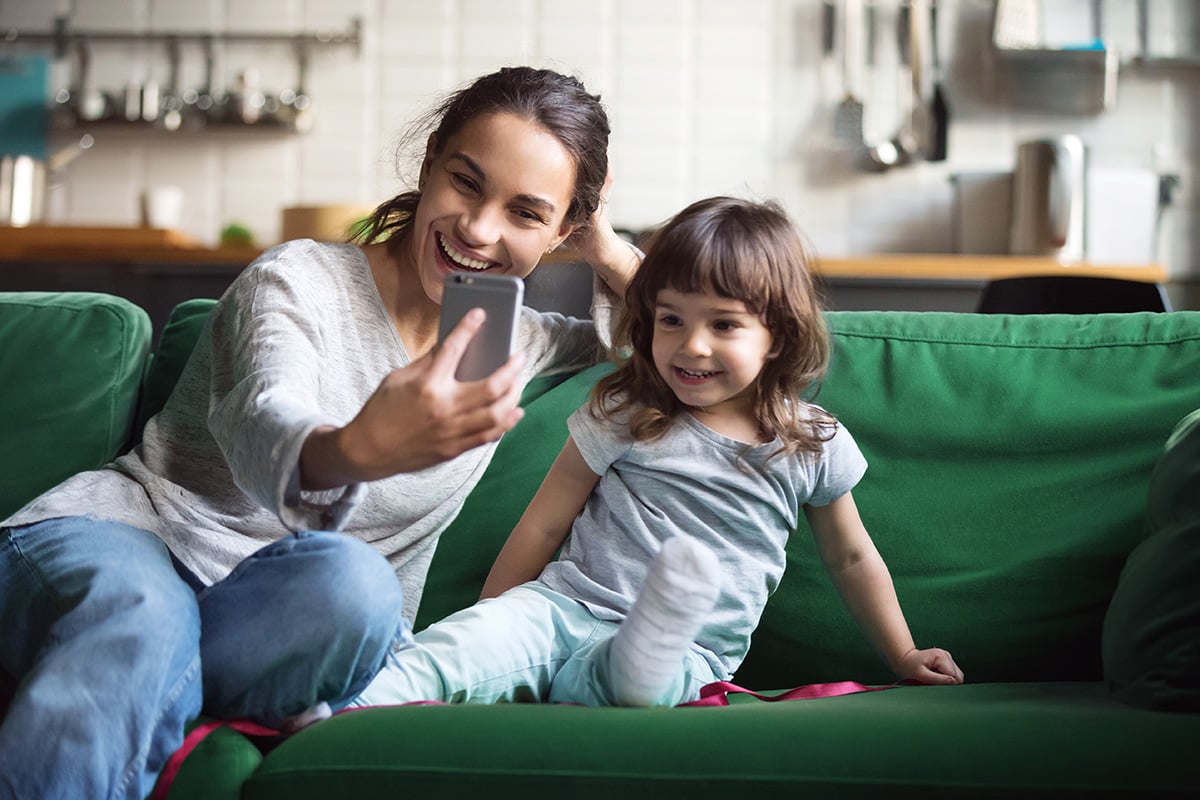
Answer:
[{"left": 409, "top": 111, "right": 580, "bottom": 305}]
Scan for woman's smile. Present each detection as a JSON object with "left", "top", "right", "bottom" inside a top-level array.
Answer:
[{"left": 436, "top": 232, "right": 499, "bottom": 272}]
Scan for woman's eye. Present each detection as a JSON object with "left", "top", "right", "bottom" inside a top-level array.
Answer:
[
  {"left": 513, "top": 208, "right": 545, "bottom": 224},
  {"left": 450, "top": 173, "right": 478, "bottom": 193}
]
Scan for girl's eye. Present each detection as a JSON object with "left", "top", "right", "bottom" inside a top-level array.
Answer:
[
  {"left": 656, "top": 313, "right": 681, "bottom": 327},
  {"left": 713, "top": 320, "right": 739, "bottom": 332}
]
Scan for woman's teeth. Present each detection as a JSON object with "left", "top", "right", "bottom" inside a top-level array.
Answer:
[{"left": 438, "top": 234, "right": 491, "bottom": 271}]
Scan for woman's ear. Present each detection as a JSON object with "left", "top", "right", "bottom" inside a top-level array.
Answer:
[
  {"left": 418, "top": 133, "right": 439, "bottom": 190},
  {"left": 549, "top": 222, "right": 580, "bottom": 253}
]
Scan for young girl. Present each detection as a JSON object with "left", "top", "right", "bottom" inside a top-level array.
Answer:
[
  {"left": 0, "top": 66, "right": 637, "bottom": 799},
  {"left": 354, "top": 196, "right": 962, "bottom": 709}
]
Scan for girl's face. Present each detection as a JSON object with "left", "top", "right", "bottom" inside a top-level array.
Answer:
[
  {"left": 410, "top": 111, "right": 580, "bottom": 304},
  {"left": 650, "top": 287, "right": 775, "bottom": 422}
]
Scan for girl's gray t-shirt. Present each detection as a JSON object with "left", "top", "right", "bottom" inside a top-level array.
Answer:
[
  {"left": 5, "top": 240, "right": 603, "bottom": 619},
  {"left": 538, "top": 405, "right": 868, "bottom": 678}
]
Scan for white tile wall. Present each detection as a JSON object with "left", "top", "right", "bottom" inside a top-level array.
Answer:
[{"left": 3, "top": 0, "right": 1198, "bottom": 276}]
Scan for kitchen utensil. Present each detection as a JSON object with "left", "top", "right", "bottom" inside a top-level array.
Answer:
[
  {"left": 833, "top": 0, "right": 866, "bottom": 146},
  {"left": 927, "top": 0, "right": 949, "bottom": 161},
  {"left": 1009, "top": 135, "right": 1087, "bottom": 261},
  {"left": 864, "top": 2, "right": 916, "bottom": 171},
  {"left": 159, "top": 37, "right": 184, "bottom": 131},
  {"left": 0, "top": 134, "right": 94, "bottom": 226}
]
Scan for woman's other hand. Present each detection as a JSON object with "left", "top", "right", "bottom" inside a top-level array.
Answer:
[
  {"left": 300, "top": 308, "right": 525, "bottom": 489},
  {"left": 565, "top": 164, "right": 639, "bottom": 296}
]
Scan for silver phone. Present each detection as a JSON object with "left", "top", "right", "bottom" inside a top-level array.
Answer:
[{"left": 437, "top": 273, "right": 524, "bottom": 381}]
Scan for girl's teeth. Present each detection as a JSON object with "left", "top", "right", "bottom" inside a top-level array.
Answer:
[
  {"left": 439, "top": 234, "right": 490, "bottom": 270},
  {"left": 680, "top": 368, "right": 712, "bottom": 378}
]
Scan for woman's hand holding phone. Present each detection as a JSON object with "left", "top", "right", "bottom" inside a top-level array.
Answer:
[{"left": 299, "top": 308, "right": 525, "bottom": 490}]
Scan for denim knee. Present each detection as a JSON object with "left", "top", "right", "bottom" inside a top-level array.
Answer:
[
  {"left": 294, "top": 532, "right": 404, "bottom": 636},
  {"left": 198, "top": 531, "right": 406, "bottom": 721}
]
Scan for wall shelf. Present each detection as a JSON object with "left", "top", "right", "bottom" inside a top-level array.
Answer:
[{"left": 1, "top": 17, "right": 362, "bottom": 58}]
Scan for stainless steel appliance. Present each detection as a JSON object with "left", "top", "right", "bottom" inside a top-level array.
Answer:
[{"left": 1009, "top": 135, "right": 1087, "bottom": 262}]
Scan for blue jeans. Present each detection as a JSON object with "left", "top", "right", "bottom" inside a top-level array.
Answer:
[{"left": 0, "top": 516, "right": 406, "bottom": 800}]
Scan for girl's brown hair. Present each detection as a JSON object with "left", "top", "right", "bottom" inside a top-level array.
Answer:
[
  {"left": 593, "top": 196, "right": 835, "bottom": 459},
  {"left": 356, "top": 66, "right": 610, "bottom": 257}
]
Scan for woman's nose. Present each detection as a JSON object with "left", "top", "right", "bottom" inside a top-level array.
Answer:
[{"left": 458, "top": 202, "right": 502, "bottom": 246}]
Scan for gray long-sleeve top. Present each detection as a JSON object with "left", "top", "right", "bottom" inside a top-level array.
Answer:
[{"left": 5, "top": 240, "right": 606, "bottom": 619}]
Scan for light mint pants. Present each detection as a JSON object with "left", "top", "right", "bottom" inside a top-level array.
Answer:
[{"left": 352, "top": 582, "right": 720, "bottom": 708}]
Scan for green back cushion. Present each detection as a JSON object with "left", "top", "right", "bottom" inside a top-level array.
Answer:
[
  {"left": 740, "top": 311, "right": 1200, "bottom": 686},
  {"left": 1102, "top": 408, "right": 1200, "bottom": 711},
  {"left": 416, "top": 364, "right": 613, "bottom": 630},
  {"left": 138, "top": 298, "right": 218, "bottom": 431},
  {"left": 0, "top": 292, "right": 151, "bottom": 520},
  {"left": 422, "top": 311, "right": 1200, "bottom": 686}
]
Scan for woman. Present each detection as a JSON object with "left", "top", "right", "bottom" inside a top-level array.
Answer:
[{"left": 0, "top": 66, "right": 637, "bottom": 800}]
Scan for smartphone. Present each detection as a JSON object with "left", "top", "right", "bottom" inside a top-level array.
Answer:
[{"left": 437, "top": 273, "right": 524, "bottom": 381}]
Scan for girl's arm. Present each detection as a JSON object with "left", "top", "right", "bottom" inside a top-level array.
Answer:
[
  {"left": 804, "top": 492, "right": 964, "bottom": 685},
  {"left": 480, "top": 436, "right": 602, "bottom": 600}
]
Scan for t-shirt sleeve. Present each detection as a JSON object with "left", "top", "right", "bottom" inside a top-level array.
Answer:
[
  {"left": 205, "top": 243, "right": 363, "bottom": 531},
  {"left": 566, "top": 405, "right": 633, "bottom": 477},
  {"left": 805, "top": 419, "right": 869, "bottom": 507}
]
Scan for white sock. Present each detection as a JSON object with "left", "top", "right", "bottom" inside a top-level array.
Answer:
[
  {"left": 280, "top": 700, "right": 332, "bottom": 734},
  {"left": 609, "top": 536, "right": 721, "bottom": 707}
]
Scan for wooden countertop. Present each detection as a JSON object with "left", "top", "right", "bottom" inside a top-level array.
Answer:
[
  {"left": 0, "top": 226, "right": 1168, "bottom": 283},
  {"left": 0, "top": 225, "right": 261, "bottom": 266},
  {"left": 814, "top": 254, "right": 1167, "bottom": 283}
]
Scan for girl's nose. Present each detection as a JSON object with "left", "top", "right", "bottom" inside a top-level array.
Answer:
[{"left": 681, "top": 328, "right": 711, "bottom": 357}]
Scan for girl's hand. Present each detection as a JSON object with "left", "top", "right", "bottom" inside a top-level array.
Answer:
[
  {"left": 301, "top": 309, "right": 525, "bottom": 488},
  {"left": 894, "top": 647, "right": 965, "bottom": 686}
]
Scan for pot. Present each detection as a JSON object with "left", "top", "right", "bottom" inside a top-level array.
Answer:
[
  {"left": 0, "top": 135, "right": 94, "bottom": 227},
  {"left": 1009, "top": 135, "right": 1087, "bottom": 262}
]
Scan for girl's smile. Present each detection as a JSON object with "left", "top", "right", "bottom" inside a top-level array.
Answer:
[{"left": 652, "top": 287, "right": 775, "bottom": 435}]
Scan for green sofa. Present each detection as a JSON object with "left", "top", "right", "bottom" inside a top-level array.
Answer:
[{"left": 2, "top": 290, "right": 1198, "bottom": 799}]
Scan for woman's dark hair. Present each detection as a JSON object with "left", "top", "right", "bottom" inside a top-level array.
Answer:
[
  {"left": 592, "top": 196, "right": 835, "bottom": 460},
  {"left": 356, "top": 67, "right": 609, "bottom": 254}
]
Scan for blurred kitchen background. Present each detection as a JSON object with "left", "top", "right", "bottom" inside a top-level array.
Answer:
[{"left": 2, "top": 0, "right": 1199, "bottom": 318}]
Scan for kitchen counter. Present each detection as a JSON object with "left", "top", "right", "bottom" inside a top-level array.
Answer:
[
  {"left": 0, "top": 226, "right": 1169, "bottom": 282},
  {"left": 0, "top": 226, "right": 1174, "bottom": 329},
  {"left": 0, "top": 225, "right": 261, "bottom": 266}
]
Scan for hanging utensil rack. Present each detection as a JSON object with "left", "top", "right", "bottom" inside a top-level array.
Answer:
[{"left": 1, "top": 16, "right": 361, "bottom": 134}]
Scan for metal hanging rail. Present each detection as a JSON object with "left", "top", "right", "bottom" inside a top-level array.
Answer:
[{"left": 1, "top": 16, "right": 362, "bottom": 58}]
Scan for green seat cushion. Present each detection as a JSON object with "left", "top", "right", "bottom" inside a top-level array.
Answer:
[
  {"left": 162, "top": 721, "right": 264, "bottom": 800},
  {"left": 1103, "top": 408, "right": 1200, "bottom": 711},
  {"left": 0, "top": 292, "right": 151, "bottom": 520},
  {"left": 244, "top": 682, "right": 1200, "bottom": 799}
]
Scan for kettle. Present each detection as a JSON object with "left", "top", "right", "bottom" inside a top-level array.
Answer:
[
  {"left": 0, "top": 134, "right": 94, "bottom": 227},
  {"left": 1009, "top": 135, "right": 1087, "bottom": 262}
]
